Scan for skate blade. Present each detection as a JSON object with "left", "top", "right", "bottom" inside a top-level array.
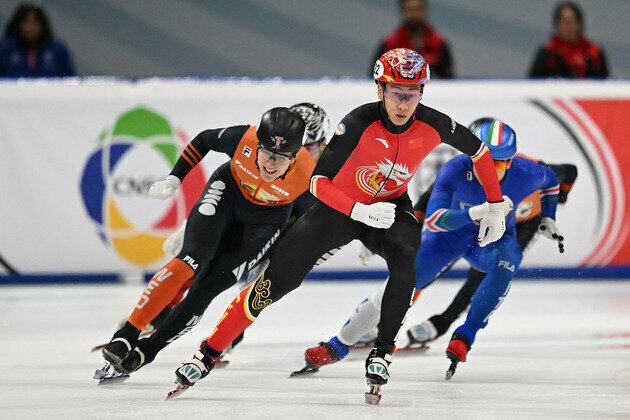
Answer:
[
  {"left": 165, "top": 384, "right": 189, "bottom": 400},
  {"left": 445, "top": 360, "right": 458, "bottom": 380},
  {"left": 91, "top": 330, "right": 155, "bottom": 352},
  {"left": 396, "top": 344, "right": 430, "bottom": 353},
  {"left": 98, "top": 374, "right": 130, "bottom": 385},
  {"left": 364, "top": 385, "right": 382, "bottom": 405},
  {"left": 93, "top": 363, "right": 111, "bottom": 380},
  {"left": 289, "top": 365, "right": 319, "bottom": 377},
  {"left": 214, "top": 359, "right": 230, "bottom": 369}
]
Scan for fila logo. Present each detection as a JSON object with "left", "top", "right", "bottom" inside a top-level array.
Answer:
[
  {"left": 136, "top": 268, "right": 174, "bottom": 309},
  {"left": 375, "top": 138, "right": 389, "bottom": 148},
  {"left": 498, "top": 260, "right": 515, "bottom": 272},
  {"left": 183, "top": 255, "right": 199, "bottom": 270},
  {"left": 466, "top": 171, "right": 473, "bottom": 181},
  {"left": 242, "top": 145, "right": 252, "bottom": 158}
]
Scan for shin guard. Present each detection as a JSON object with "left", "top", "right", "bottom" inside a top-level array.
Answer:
[{"left": 128, "top": 258, "right": 194, "bottom": 331}]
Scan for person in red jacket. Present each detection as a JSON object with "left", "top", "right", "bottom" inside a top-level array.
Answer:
[
  {"left": 529, "top": 2, "right": 608, "bottom": 78},
  {"left": 167, "top": 48, "right": 506, "bottom": 402},
  {"left": 371, "top": 0, "right": 453, "bottom": 78}
]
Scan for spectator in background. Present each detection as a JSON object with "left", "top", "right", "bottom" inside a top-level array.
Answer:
[
  {"left": 529, "top": 2, "right": 608, "bottom": 78},
  {"left": 0, "top": 2, "right": 75, "bottom": 77},
  {"left": 371, "top": 0, "right": 453, "bottom": 78}
]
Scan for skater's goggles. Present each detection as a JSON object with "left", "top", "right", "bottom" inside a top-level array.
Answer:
[
  {"left": 383, "top": 87, "right": 423, "bottom": 103},
  {"left": 258, "top": 146, "right": 294, "bottom": 165},
  {"left": 493, "top": 158, "right": 513, "bottom": 172}
]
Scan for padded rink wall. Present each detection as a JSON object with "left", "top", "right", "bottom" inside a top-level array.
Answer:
[{"left": 1, "top": 78, "right": 630, "bottom": 283}]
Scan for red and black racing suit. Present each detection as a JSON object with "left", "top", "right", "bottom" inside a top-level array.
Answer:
[{"left": 203, "top": 101, "right": 504, "bottom": 352}]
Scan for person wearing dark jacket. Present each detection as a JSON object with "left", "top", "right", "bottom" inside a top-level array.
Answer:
[
  {"left": 371, "top": 0, "right": 453, "bottom": 78},
  {"left": 529, "top": 2, "right": 608, "bottom": 78},
  {"left": 0, "top": 2, "right": 75, "bottom": 77}
]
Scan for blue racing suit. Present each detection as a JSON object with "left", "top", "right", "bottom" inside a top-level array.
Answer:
[{"left": 417, "top": 155, "right": 559, "bottom": 344}]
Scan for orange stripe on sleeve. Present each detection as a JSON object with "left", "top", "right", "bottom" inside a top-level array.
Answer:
[
  {"left": 183, "top": 148, "right": 199, "bottom": 165},
  {"left": 181, "top": 151, "right": 195, "bottom": 168},
  {"left": 188, "top": 144, "right": 202, "bottom": 161}
]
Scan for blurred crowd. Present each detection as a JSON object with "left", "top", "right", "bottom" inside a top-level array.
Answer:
[
  {"left": 373, "top": 0, "right": 608, "bottom": 79},
  {"left": 0, "top": 1, "right": 610, "bottom": 79}
]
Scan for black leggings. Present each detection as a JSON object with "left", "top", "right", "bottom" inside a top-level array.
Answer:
[
  {"left": 139, "top": 165, "right": 290, "bottom": 361},
  {"left": 246, "top": 193, "right": 422, "bottom": 344}
]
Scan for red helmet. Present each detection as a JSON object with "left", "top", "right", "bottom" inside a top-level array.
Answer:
[{"left": 373, "top": 48, "right": 430, "bottom": 85}]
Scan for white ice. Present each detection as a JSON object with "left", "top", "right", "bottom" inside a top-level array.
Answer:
[{"left": 1, "top": 280, "right": 629, "bottom": 419}]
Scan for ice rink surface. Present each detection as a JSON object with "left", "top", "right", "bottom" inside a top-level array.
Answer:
[{"left": 1, "top": 279, "right": 629, "bottom": 419}]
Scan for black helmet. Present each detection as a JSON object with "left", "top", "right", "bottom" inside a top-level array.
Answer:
[
  {"left": 290, "top": 103, "right": 331, "bottom": 145},
  {"left": 467, "top": 117, "right": 496, "bottom": 133},
  {"left": 256, "top": 107, "right": 306, "bottom": 156}
]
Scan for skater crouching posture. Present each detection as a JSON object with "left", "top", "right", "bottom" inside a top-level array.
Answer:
[
  {"left": 104, "top": 103, "right": 332, "bottom": 372},
  {"left": 169, "top": 48, "right": 507, "bottom": 400},
  {"left": 98, "top": 107, "right": 315, "bottom": 378},
  {"left": 406, "top": 160, "right": 576, "bottom": 346},
  {"left": 357, "top": 118, "right": 577, "bottom": 347},
  {"left": 299, "top": 120, "right": 561, "bottom": 380}
]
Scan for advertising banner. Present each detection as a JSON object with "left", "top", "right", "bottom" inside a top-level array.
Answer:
[{"left": 1, "top": 79, "right": 629, "bottom": 278}]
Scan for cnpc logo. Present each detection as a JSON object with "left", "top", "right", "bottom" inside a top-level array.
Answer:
[{"left": 80, "top": 107, "right": 205, "bottom": 267}]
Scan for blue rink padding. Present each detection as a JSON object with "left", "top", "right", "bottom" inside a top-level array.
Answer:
[
  {"left": 1, "top": 267, "right": 630, "bottom": 284},
  {"left": 305, "top": 266, "right": 630, "bottom": 281},
  {"left": 0, "top": 273, "right": 119, "bottom": 285}
]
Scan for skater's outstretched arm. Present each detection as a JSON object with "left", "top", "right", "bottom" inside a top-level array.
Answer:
[
  {"left": 170, "top": 126, "right": 249, "bottom": 181},
  {"left": 150, "top": 126, "right": 250, "bottom": 200}
]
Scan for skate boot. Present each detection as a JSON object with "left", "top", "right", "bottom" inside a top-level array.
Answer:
[
  {"left": 102, "top": 337, "right": 133, "bottom": 372},
  {"left": 166, "top": 344, "right": 219, "bottom": 399},
  {"left": 291, "top": 336, "right": 349, "bottom": 377},
  {"left": 364, "top": 344, "right": 393, "bottom": 405},
  {"left": 95, "top": 337, "right": 134, "bottom": 384},
  {"left": 445, "top": 333, "right": 471, "bottom": 380},
  {"left": 117, "top": 346, "right": 147, "bottom": 375},
  {"left": 407, "top": 314, "right": 450, "bottom": 346}
]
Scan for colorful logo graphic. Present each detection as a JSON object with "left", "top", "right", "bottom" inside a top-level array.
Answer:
[
  {"left": 80, "top": 107, "right": 205, "bottom": 267},
  {"left": 355, "top": 158, "right": 413, "bottom": 197}
]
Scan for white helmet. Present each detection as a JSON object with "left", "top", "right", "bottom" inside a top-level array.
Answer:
[{"left": 290, "top": 103, "right": 331, "bottom": 145}]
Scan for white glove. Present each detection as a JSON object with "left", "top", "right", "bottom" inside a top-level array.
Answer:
[
  {"left": 358, "top": 244, "right": 375, "bottom": 266},
  {"left": 469, "top": 196, "right": 513, "bottom": 221},
  {"left": 502, "top": 195, "right": 514, "bottom": 214},
  {"left": 163, "top": 220, "right": 186, "bottom": 257},
  {"left": 350, "top": 202, "right": 396, "bottom": 229},
  {"left": 149, "top": 175, "right": 181, "bottom": 199},
  {"left": 478, "top": 201, "right": 506, "bottom": 247},
  {"left": 468, "top": 202, "right": 489, "bottom": 221},
  {"left": 539, "top": 216, "right": 565, "bottom": 253}
]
